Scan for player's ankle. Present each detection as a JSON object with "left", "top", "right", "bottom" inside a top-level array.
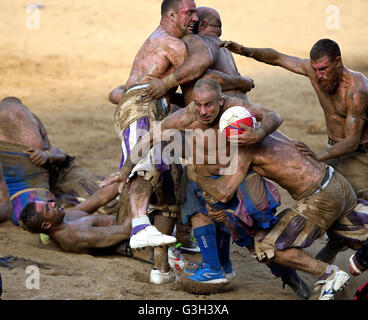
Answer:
[{"left": 131, "top": 216, "right": 151, "bottom": 236}]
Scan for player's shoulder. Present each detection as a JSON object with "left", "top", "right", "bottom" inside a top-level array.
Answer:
[
  {"left": 181, "top": 33, "right": 204, "bottom": 43},
  {"left": 345, "top": 70, "right": 368, "bottom": 108},
  {"left": 149, "top": 28, "right": 186, "bottom": 51},
  {"left": 164, "top": 103, "right": 196, "bottom": 129},
  {"left": 182, "top": 102, "right": 197, "bottom": 122},
  {"left": 349, "top": 69, "right": 368, "bottom": 92},
  {"left": 181, "top": 34, "right": 210, "bottom": 50},
  {"left": 223, "top": 96, "right": 248, "bottom": 109},
  {"left": 200, "top": 35, "right": 220, "bottom": 47},
  {"left": 302, "top": 59, "right": 316, "bottom": 77},
  {"left": 162, "top": 35, "right": 187, "bottom": 55}
]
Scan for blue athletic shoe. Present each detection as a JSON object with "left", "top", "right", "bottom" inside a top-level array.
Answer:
[
  {"left": 222, "top": 261, "right": 236, "bottom": 279},
  {"left": 188, "top": 263, "right": 229, "bottom": 284},
  {"left": 184, "top": 261, "right": 202, "bottom": 276}
]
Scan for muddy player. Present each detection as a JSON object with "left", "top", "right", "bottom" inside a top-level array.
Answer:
[
  {"left": 19, "top": 182, "right": 128, "bottom": 252},
  {"left": 0, "top": 163, "right": 12, "bottom": 223},
  {"left": 177, "top": 6, "right": 254, "bottom": 105},
  {"left": 143, "top": 7, "right": 254, "bottom": 103},
  {"left": 105, "top": 79, "right": 285, "bottom": 281},
  {"left": 111, "top": 0, "right": 256, "bottom": 255},
  {"left": 20, "top": 180, "right": 178, "bottom": 279},
  {"left": 219, "top": 38, "right": 368, "bottom": 264},
  {"left": 114, "top": 79, "right": 368, "bottom": 299},
  {"left": 0, "top": 97, "right": 118, "bottom": 225},
  {"left": 137, "top": 7, "right": 285, "bottom": 287},
  {"left": 220, "top": 38, "right": 368, "bottom": 198},
  {"left": 144, "top": 6, "right": 275, "bottom": 148},
  {"left": 142, "top": 7, "right": 300, "bottom": 290},
  {"left": 110, "top": 0, "right": 200, "bottom": 279}
]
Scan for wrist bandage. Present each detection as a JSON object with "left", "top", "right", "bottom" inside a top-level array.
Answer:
[{"left": 162, "top": 73, "right": 179, "bottom": 91}]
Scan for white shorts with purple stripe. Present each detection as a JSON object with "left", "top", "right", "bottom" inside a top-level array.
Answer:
[{"left": 119, "top": 113, "right": 170, "bottom": 187}]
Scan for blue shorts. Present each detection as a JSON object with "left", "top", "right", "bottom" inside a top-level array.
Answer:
[
  {"left": 180, "top": 172, "right": 281, "bottom": 247},
  {"left": 0, "top": 141, "right": 52, "bottom": 225}
]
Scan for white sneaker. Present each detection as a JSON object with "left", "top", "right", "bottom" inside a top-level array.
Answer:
[
  {"left": 130, "top": 225, "right": 177, "bottom": 249},
  {"left": 149, "top": 268, "right": 175, "bottom": 285},
  {"left": 314, "top": 270, "right": 350, "bottom": 300},
  {"left": 168, "top": 246, "right": 186, "bottom": 271}
]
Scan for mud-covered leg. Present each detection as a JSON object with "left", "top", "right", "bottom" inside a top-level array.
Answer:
[
  {"left": 153, "top": 215, "right": 177, "bottom": 272},
  {"left": 149, "top": 214, "right": 177, "bottom": 284},
  {"left": 129, "top": 176, "right": 176, "bottom": 249},
  {"left": 272, "top": 248, "right": 350, "bottom": 300}
]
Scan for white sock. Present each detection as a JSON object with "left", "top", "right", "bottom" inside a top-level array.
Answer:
[{"left": 132, "top": 215, "right": 151, "bottom": 228}]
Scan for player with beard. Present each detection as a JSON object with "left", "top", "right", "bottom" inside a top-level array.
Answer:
[
  {"left": 220, "top": 38, "right": 368, "bottom": 264},
  {"left": 219, "top": 39, "right": 368, "bottom": 199}
]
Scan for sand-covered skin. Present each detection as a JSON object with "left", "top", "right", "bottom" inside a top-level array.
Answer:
[{"left": 0, "top": 0, "right": 367, "bottom": 300}]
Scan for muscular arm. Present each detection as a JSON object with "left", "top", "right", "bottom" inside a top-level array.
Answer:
[
  {"left": 65, "top": 222, "right": 130, "bottom": 251},
  {"left": 0, "top": 164, "right": 12, "bottom": 223},
  {"left": 173, "top": 34, "right": 214, "bottom": 84},
  {"left": 220, "top": 41, "right": 310, "bottom": 76},
  {"left": 146, "top": 35, "right": 253, "bottom": 98},
  {"left": 145, "top": 35, "right": 212, "bottom": 98},
  {"left": 27, "top": 113, "right": 68, "bottom": 165},
  {"left": 202, "top": 69, "right": 254, "bottom": 93},
  {"left": 316, "top": 89, "right": 368, "bottom": 161},
  {"left": 187, "top": 148, "right": 252, "bottom": 202},
  {"left": 177, "top": 35, "right": 253, "bottom": 92},
  {"left": 73, "top": 183, "right": 119, "bottom": 214},
  {"left": 247, "top": 48, "right": 310, "bottom": 76}
]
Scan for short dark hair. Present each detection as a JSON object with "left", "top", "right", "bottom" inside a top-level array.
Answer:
[
  {"left": 310, "top": 39, "right": 341, "bottom": 62},
  {"left": 19, "top": 202, "right": 43, "bottom": 233},
  {"left": 161, "top": 0, "right": 180, "bottom": 16},
  {"left": 193, "top": 79, "right": 222, "bottom": 96}
]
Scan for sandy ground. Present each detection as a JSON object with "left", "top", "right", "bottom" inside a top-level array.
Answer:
[{"left": 0, "top": 0, "right": 367, "bottom": 300}]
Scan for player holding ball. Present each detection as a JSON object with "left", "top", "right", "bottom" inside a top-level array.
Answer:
[{"left": 108, "top": 78, "right": 302, "bottom": 287}]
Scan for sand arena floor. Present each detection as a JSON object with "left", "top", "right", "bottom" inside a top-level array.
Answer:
[{"left": 0, "top": 0, "right": 367, "bottom": 300}]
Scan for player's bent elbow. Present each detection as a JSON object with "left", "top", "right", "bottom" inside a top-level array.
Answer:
[
  {"left": 350, "top": 144, "right": 360, "bottom": 154},
  {"left": 345, "top": 137, "right": 361, "bottom": 154},
  {"left": 275, "top": 113, "right": 283, "bottom": 127}
]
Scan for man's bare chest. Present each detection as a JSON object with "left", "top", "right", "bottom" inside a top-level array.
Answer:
[{"left": 315, "top": 86, "right": 348, "bottom": 121}]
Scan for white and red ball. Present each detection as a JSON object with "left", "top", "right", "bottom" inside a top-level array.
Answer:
[{"left": 219, "top": 106, "right": 257, "bottom": 138}]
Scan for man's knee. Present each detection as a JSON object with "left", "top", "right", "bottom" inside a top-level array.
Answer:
[
  {"left": 129, "top": 176, "right": 152, "bottom": 195},
  {"left": 108, "top": 85, "right": 126, "bottom": 105},
  {"left": 190, "top": 212, "right": 213, "bottom": 228}
]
